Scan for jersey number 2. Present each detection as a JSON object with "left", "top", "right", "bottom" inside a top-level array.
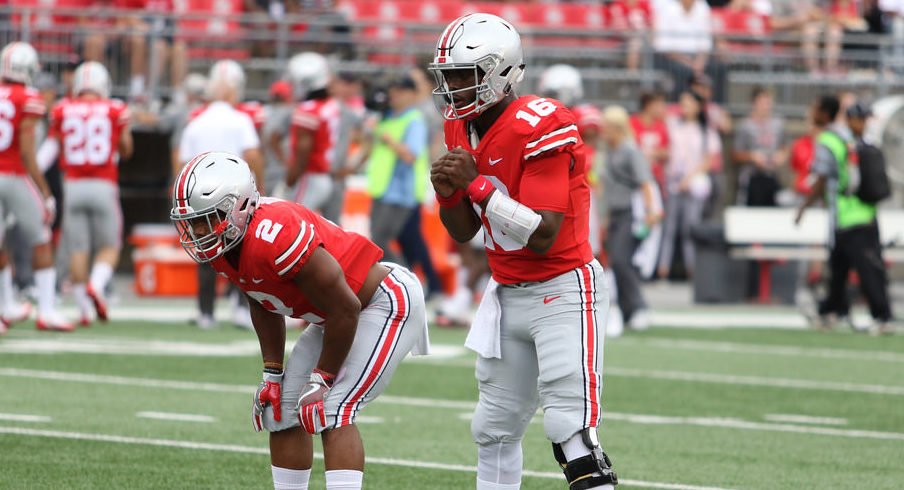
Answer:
[
  {"left": 515, "top": 98, "right": 555, "bottom": 128},
  {"left": 255, "top": 219, "right": 283, "bottom": 243}
]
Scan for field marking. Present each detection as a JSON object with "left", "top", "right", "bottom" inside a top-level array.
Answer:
[
  {"left": 619, "top": 337, "right": 904, "bottom": 364},
  {"left": 136, "top": 412, "right": 216, "bottom": 423},
  {"left": 0, "top": 426, "right": 734, "bottom": 490},
  {"left": 605, "top": 367, "right": 904, "bottom": 396},
  {"left": 763, "top": 414, "right": 848, "bottom": 426},
  {"left": 0, "top": 413, "right": 51, "bottom": 423}
]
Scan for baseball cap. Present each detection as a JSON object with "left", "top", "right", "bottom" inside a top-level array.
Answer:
[
  {"left": 387, "top": 75, "right": 418, "bottom": 91},
  {"left": 846, "top": 102, "right": 872, "bottom": 119},
  {"left": 269, "top": 80, "right": 292, "bottom": 101}
]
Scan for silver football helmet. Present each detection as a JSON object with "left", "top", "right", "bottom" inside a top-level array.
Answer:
[
  {"left": 72, "top": 61, "right": 112, "bottom": 98},
  {"left": 428, "top": 13, "right": 525, "bottom": 120},
  {"left": 0, "top": 42, "right": 40, "bottom": 85},
  {"left": 286, "top": 52, "right": 330, "bottom": 101},
  {"left": 170, "top": 152, "right": 260, "bottom": 263},
  {"left": 538, "top": 64, "right": 583, "bottom": 108}
]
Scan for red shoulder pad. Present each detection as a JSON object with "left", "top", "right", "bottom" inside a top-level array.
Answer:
[
  {"left": 248, "top": 202, "right": 323, "bottom": 280},
  {"left": 522, "top": 101, "right": 581, "bottom": 161}
]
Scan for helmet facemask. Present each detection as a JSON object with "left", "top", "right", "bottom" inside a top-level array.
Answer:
[
  {"left": 430, "top": 54, "right": 505, "bottom": 121},
  {"left": 172, "top": 195, "right": 246, "bottom": 263}
]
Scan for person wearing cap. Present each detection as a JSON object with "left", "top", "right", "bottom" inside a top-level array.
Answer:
[
  {"left": 795, "top": 96, "right": 893, "bottom": 335},
  {"left": 366, "top": 76, "right": 429, "bottom": 266}
]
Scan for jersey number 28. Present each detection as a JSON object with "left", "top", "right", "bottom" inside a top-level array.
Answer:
[{"left": 62, "top": 115, "right": 112, "bottom": 165}]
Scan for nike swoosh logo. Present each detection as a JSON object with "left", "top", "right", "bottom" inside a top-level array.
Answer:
[
  {"left": 543, "top": 295, "right": 561, "bottom": 304},
  {"left": 489, "top": 157, "right": 503, "bottom": 166},
  {"left": 252, "top": 278, "right": 264, "bottom": 284},
  {"left": 479, "top": 183, "right": 486, "bottom": 191}
]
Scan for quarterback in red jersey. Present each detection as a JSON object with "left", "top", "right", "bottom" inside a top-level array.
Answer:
[
  {"left": 171, "top": 152, "right": 427, "bottom": 490},
  {"left": 429, "top": 13, "right": 617, "bottom": 490},
  {"left": 284, "top": 52, "right": 337, "bottom": 212},
  {"left": 43, "top": 61, "right": 133, "bottom": 325},
  {"left": 0, "top": 42, "right": 73, "bottom": 332}
]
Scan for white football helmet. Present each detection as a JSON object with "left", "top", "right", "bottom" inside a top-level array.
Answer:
[
  {"left": 72, "top": 61, "right": 112, "bottom": 98},
  {"left": 286, "top": 52, "right": 330, "bottom": 100},
  {"left": 428, "top": 13, "right": 525, "bottom": 120},
  {"left": 170, "top": 152, "right": 260, "bottom": 263},
  {"left": 0, "top": 42, "right": 40, "bottom": 85},
  {"left": 207, "top": 59, "right": 246, "bottom": 100},
  {"left": 538, "top": 64, "right": 583, "bottom": 108}
]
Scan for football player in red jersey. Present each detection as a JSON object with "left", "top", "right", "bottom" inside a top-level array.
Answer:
[
  {"left": 284, "top": 52, "right": 338, "bottom": 213},
  {"left": 171, "top": 152, "right": 428, "bottom": 490},
  {"left": 41, "top": 61, "right": 133, "bottom": 325},
  {"left": 0, "top": 42, "right": 73, "bottom": 332},
  {"left": 428, "top": 14, "right": 618, "bottom": 490}
]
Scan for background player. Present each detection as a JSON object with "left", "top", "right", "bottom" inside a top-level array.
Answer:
[
  {"left": 0, "top": 41, "right": 73, "bottom": 332},
  {"left": 170, "top": 152, "right": 428, "bottom": 490},
  {"left": 429, "top": 13, "right": 617, "bottom": 490},
  {"left": 284, "top": 52, "right": 338, "bottom": 213},
  {"left": 40, "top": 61, "right": 133, "bottom": 325}
]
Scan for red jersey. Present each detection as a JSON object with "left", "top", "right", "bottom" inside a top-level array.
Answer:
[
  {"left": 50, "top": 98, "right": 130, "bottom": 182},
  {"left": 790, "top": 134, "right": 815, "bottom": 195},
  {"left": 0, "top": 83, "right": 46, "bottom": 175},
  {"left": 188, "top": 101, "right": 265, "bottom": 131},
  {"left": 291, "top": 98, "right": 340, "bottom": 174},
  {"left": 211, "top": 198, "right": 383, "bottom": 323},
  {"left": 629, "top": 114, "right": 669, "bottom": 187},
  {"left": 443, "top": 95, "right": 593, "bottom": 284}
]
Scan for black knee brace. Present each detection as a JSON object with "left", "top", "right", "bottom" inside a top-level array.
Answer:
[{"left": 552, "top": 428, "right": 618, "bottom": 489}]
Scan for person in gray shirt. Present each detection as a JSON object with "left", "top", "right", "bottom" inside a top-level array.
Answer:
[
  {"left": 261, "top": 80, "right": 295, "bottom": 195},
  {"left": 602, "top": 106, "right": 661, "bottom": 330},
  {"left": 733, "top": 87, "right": 788, "bottom": 206}
]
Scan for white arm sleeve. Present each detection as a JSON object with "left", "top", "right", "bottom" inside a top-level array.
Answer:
[
  {"left": 36, "top": 138, "right": 59, "bottom": 173},
  {"left": 484, "top": 191, "right": 542, "bottom": 247}
]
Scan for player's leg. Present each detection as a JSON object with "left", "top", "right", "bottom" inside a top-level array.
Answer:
[
  {"left": 319, "top": 264, "right": 428, "bottom": 488},
  {"left": 472, "top": 285, "right": 541, "bottom": 490},
  {"left": 0, "top": 190, "right": 31, "bottom": 327},
  {"left": 369, "top": 200, "right": 412, "bottom": 264},
  {"left": 14, "top": 177, "right": 71, "bottom": 330},
  {"left": 819, "top": 233, "right": 852, "bottom": 323},
  {"left": 62, "top": 181, "right": 93, "bottom": 324},
  {"left": 847, "top": 225, "right": 892, "bottom": 326},
  {"left": 85, "top": 181, "right": 123, "bottom": 322},
  {"left": 532, "top": 262, "right": 617, "bottom": 489}
]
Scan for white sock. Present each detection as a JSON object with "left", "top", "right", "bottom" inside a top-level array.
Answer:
[
  {"left": 324, "top": 469, "right": 363, "bottom": 489},
  {"left": 561, "top": 432, "right": 614, "bottom": 490},
  {"left": 0, "top": 266, "right": 16, "bottom": 312},
  {"left": 476, "top": 480, "right": 521, "bottom": 490},
  {"left": 89, "top": 262, "right": 113, "bottom": 294},
  {"left": 72, "top": 284, "right": 92, "bottom": 316},
  {"left": 271, "top": 466, "right": 310, "bottom": 490},
  {"left": 34, "top": 267, "right": 57, "bottom": 318}
]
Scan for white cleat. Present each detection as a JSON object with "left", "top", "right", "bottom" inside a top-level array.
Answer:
[
  {"left": 2, "top": 301, "right": 33, "bottom": 327},
  {"left": 36, "top": 312, "right": 75, "bottom": 332}
]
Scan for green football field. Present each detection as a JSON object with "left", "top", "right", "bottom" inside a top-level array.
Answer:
[{"left": 1, "top": 319, "right": 903, "bottom": 489}]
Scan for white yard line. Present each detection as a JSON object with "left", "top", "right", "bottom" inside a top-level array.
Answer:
[
  {"left": 0, "top": 413, "right": 51, "bottom": 423},
  {"left": 2, "top": 368, "right": 902, "bottom": 443},
  {"left": 0, "top": 426, "right": 734, "bottom": 490},
  {"left": 763, "top": 414, "right": 848, "bottom": 426},
  {"left": 136, "top": 412, "right": 216, "bottom": 423},
  {"left": 619, "top": 338, "right": 904, "bottom": 364}
]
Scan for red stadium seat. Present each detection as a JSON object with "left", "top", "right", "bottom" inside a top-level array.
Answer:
[
  {"left": 9, "top": 0, "right": 84, "bottom": 58},
  {"left": 176, "top": 0, "right": 249, "bottom": 61},
  {"left": 711, "top": 8, "right": 783, "bottom": 55}
]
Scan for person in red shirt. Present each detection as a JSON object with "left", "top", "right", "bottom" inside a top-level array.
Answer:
[
  {"left": 285, "top": 52, "right": 338, "bottom": 214},
  {"left": 428, "top": 13, "right": 617, "bottom": 490},
  {"left": 42, "top": 61, "right": 133, "bottom": 325},
  {"left": 170, "top": 152, "right": 427, "bottom": 490},
  {"left": 0, "top": 42, "right": 73, "bottom": 332},
  {"left": 630, "top": 91, "right": 670, "bottom": 193}
]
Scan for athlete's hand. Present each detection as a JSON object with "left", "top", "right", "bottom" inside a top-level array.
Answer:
[
  {"left": 430, "top": 157, "right": 457, "bottom": 198},
  {"left": 252, "top": 368, "right": 283, "bottom": 432},
  {"left": 43, "top": 196, "right": 56, "bottom": 225},
  {"left": 297, "top": 369, "right": 335, "bottom": 434},
  {"left": 434, "top": 148, "right": 478, "bottom": 190}
]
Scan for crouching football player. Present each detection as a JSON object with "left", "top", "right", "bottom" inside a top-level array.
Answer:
[{"left": 171, "top": 152, "right": 429, "bottom": 489}]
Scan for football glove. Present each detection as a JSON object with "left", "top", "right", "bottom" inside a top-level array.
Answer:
[
  {"left": 252, "top": 368, "right": 283, "bottom": 432},
  {"left": 297, "top": 368, "right": 335, "bottom": 434}
]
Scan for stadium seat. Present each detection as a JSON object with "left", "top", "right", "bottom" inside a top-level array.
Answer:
[{"left": 176, "top": 0, "right": 249, "bottom": 61}]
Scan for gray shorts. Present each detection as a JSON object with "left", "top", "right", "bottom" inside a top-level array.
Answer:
[
  {"left": 293, "top": 173, "right": 333, "bottom": 212},
  {"left": 472, "top": 260, "right": 609, "bottom": 445},
  {"left": 62, "top": 179, "right": 122, "bottom": 253},
  {"left": 260, "top": 264, "right": 426, "bottom": 433},
  {"left": 0, "top": 174, "right": 50, "bottom": 248}
]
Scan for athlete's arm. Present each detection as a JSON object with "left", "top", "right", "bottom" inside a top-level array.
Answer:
[
  {"left": 286, "top": 127, "right": 313, "bottom": 187},
  {"left": 292, "top": 246, "right": 361, "bottom": 376},
  {"left": 248, "top": 296, "right": 287, "bottom": 368},
  {"left": 19, "top": 116, "right": 52, "bottom": 198},
  {"left": 119, "top": 125, "right": 134, "bottom": 160},
  {"left": 432, "top": 149, "right": 481, "bottom": 242}
]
